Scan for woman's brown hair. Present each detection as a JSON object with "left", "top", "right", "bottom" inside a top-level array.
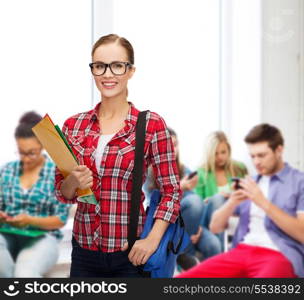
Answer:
[{"left": 91, "top": 34, "right": 134, "bottom": 64}]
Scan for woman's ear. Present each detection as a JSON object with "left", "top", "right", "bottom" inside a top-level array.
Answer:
[{"left": 128, "top": 66, "right": 136, "bottom": 79}]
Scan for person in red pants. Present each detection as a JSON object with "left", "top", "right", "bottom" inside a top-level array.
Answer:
[{"left": 176, "top": 123, "right": 304, "bottom": 278}]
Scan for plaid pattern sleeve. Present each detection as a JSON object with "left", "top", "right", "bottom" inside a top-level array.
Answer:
[
  {"left": 148, "top": 114, "right": 181, "bottom": 223},
  {"left": 54, "top": 103, "right": 181, "bottom": 252}
]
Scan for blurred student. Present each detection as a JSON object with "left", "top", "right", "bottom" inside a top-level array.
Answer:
[
  {"left": 55, "top": 34, "right": 181, "bottom": 277},
  {"left": 177, "top": 124, "right": 304, "bottom": 278},
  {"left": 0, "top": 111, "right": 70, "bottom": 277},
  {"left": 195, "top": 131, "right": 247, "bottom": 248}
]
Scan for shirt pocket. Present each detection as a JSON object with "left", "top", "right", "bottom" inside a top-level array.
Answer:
[
  {"left": 69, "top": 135, "right": 95, "bottom": 165},
  {"left": 282, "top": 193, "right": 297, "bottom": 215},
  {"left": 117, "top": 139, "right": 135, "bottom": 177}
]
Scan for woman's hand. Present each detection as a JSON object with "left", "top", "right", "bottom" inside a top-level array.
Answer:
[
  {"left": 61, "top": 165, "right": 93, "bottom": 199},
  {"left": 122, "top": 219, "right": 169, "bottom": 266},
  {"left": 5, "top": 213, "right": 32, "bottom": 228},
  {"left": 122, "top": 237, "right": 159, "bottom": 266},
  {"left": 180, "top": 174, "right": 198, "bottom": 191},
  {"left": 0, "top": 211, "right": 9, "bottom": 224},
  {"left": 66, "top": 165, "right": 93, "bottom": 190}
]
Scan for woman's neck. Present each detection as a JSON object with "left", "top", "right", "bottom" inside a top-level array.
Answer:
[
  {"left": 215, "top": 166, "right": 225, "bottom": 172},
  {"left": 99, "top": 97, "right": 130, "bottom": 120}
]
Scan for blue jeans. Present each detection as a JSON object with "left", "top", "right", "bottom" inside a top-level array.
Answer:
[
  {"left": 193, "top": 226, "right": 222, "bottom": 258},
  {"left": 201, "top": 194, "right": 226, "bottom": 253},
  {"left": 201, "top": 194, "right": 226, "bottom": 228},
  {"left": 70, "top": 237, "right": 149, "bottom": 278},
  {"left": 180, "top": 192, "right": 204, "bottom": 236},
  {"left": 186, "top": 194, "right": 226, "bottom": 259}
]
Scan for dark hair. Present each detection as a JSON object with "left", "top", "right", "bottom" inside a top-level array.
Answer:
[
  {"left": 91, "top": 34, "right": 135, "bottom": 64},
  {"left": 244, "top": 123, "right": 284, "bottom": 151},
  {"left": 15, "top": 111, "right": 42, "bottom": 138}
]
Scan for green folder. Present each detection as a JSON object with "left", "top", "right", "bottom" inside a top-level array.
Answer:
[
  {"left": 0, "top": 227, "right": 46, "bottom": 237},
  {"left": 54, "top": 125, "right": 98, "bottom": 205},
  {"left": 54, "top": 125, "right": 78, "bottom": 162}
]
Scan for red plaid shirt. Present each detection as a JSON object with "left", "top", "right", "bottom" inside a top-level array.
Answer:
[{"left": 55, "top": 102, "right": 181, "bottom": 252}]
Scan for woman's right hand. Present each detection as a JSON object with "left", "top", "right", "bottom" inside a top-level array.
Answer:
[
  {"left": 66, "top": 165, "right": 93, "bottom": 190},
  {"left": 61, "top": 165, "right": 93, "bottom": 199}
]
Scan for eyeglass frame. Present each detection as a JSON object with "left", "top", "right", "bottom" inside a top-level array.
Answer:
[
  {"left": 89, "top": 61, "right": 133, "bottom": 76},
  {"left": 16, "top": 148, "right": 43, "bottom": 159}
]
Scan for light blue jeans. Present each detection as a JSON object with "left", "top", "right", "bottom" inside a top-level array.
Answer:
[
  {"left": 200, "top": 194, "right": 227, "bottom": 229},
  {"left": 0, "top": 233, "right": 59, "bottom": 277},
  {"left": 186, "top": 194, "right": 226, "bottom": 259},
  {"left": 180, "top": 191, "right": 204, "bottom": 236}
]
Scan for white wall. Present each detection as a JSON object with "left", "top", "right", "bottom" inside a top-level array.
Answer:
[
  {"left": 261, "top": 0, "right": 304, "bottom": 170},
  {"left": 0, "top": 0, "right": 92, "bottom": 166},
  {"left": 1, "top": 0, "right": 303, "bottom": 173},
  {"left": 93, "top": 0, "right": 220, "bottom": 170}
]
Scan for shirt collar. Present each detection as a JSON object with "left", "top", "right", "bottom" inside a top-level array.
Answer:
[
  {"left": 271, "top": 162, "right": 290, "bottom": 183},
  {"left": 255, "top": 162, "right": 289, "bottom": 183},
  {"left": 89, "top": 101, "right": 139, "bottom": 123},
  {"left": 89, "top": 102, "right": 101, "bottom": 122},
  {"left": 90, "top": 101, "right": 139, "bottom": 140}
]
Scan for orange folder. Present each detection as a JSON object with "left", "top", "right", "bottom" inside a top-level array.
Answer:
[{"left": 32, "top": 114, "right": 97, "bottom": 204}]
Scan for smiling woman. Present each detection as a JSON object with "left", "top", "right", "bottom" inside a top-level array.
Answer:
[
  {"left": 55, "top": 34, "right": 181, "bottom": 278},
  {"left": 0, "top": 111, "right": 71, "bottom": 278}
]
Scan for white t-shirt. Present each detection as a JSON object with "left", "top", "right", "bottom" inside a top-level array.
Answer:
[
  {"left": 95, "top": 133, "right": 115, "bottom": 173},
  {"left": 241, "top": 175, "right": 279, "bottom": 251}
]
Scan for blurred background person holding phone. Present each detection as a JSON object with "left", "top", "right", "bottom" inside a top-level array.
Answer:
[
  {"left": 177, "top": 124, "right": 304, "bottom": 278},
  {"left": 194, "top": 131, "right": 248, "bottom": 250},
  {"left": 0, "top": 111, "right": 70, "bottom": 277}
]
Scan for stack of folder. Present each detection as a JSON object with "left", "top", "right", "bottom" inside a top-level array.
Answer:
[{"left": 32, "top": 114, "right": 97, "bottom": 205}]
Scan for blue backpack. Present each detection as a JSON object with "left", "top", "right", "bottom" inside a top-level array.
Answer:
[
  {"left": 128, "top": 111, "right": 190, "bottom": 278},
  {"left": 140, "top": 189, "right": 190, "bottom": 278}
]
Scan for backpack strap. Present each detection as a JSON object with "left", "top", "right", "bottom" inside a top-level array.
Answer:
[{"left": 127, "top": 110, "right": 148, "bottom": 252}]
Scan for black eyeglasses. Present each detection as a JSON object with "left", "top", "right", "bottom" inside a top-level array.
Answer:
[
  {"left": 16, "top": 148, "right": 42, "bottom": 159},
  {"left": 89, "top": 61, "right": 132, "bottom": 76}
]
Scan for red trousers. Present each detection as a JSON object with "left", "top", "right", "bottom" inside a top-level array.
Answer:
[{"left": 176, "top": 244, "right": 296, "bottom": 278}]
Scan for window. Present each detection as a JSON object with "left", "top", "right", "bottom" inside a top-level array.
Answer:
[{"left": 0, "top": 0, "right": 92, "bottom": 166}]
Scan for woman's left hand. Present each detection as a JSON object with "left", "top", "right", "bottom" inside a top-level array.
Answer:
[
  {"left": 5, "top": 213, "right": 32, "bottom": 228},
  {"left": 122, "top": 237, "right": 159, "bottom": 266}
]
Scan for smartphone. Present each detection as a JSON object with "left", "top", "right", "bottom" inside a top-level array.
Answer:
[
  {"left": 231, "top": 177, "right": 242, "bottom": 190},
  {"left": 188, "top": 171, "right": 198, "bottom": 179}
]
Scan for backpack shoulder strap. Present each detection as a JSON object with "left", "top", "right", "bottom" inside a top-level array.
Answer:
[{"left": 127, "top": 110, "right": 148, "bottom": 251}]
